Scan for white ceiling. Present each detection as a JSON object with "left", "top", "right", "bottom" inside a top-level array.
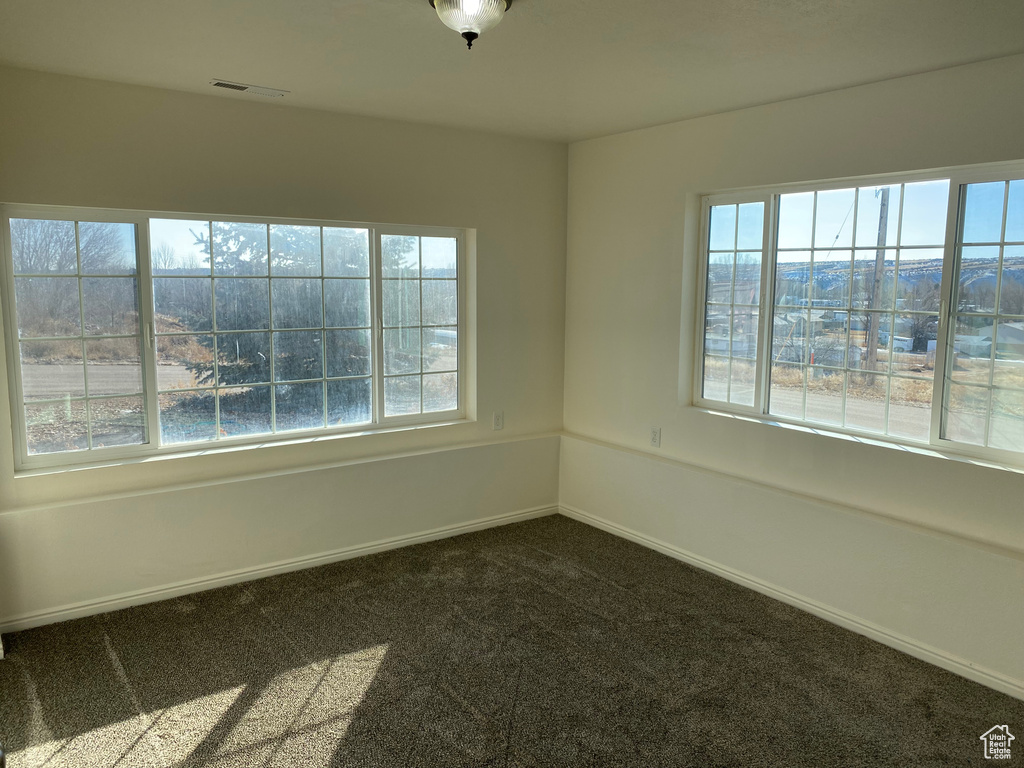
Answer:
[{"left": 1, "top": 0, "right": 1022, "bottom": 142}]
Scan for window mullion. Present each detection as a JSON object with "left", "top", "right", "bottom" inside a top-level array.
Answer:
[
  {"left": 267, "top": 224, "right": 277, "bottom": 433},
  {"left": 755, "top": 194, "right": 776, "bottom": 415},
  {"left": 208, "top": 222, "right": 221, "bottom": 440},
  {"left": 371, "top": 229, "right": 385, "bottom": 424},
  {"left": 457, "top": 231, "right": 466, "bottom": 414},
  {"left": 137, "top": 217, "right": 161, "bottom": 449},
  {"left": 72, "top": 222, "right": 96, "bottom": 450},
  {"left": 726, "top": 207, "right": 737, "bottom": 403},
  {"left": 319, "top": 227, "right": 327, "bottom": 429},
  {"left": 419, "top": 237, "right": 425, "bottom": 414},
  {"left": 694, "top": 199, "right": 712, "bottom": 404},
  {"left": 0, "top": 213, "right": 29, "bottom": 467},
  {"left": 929, "top": 179, "right": 964, "bottom": 448}
]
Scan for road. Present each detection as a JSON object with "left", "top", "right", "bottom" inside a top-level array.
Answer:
[
  {"left": 20, "top": 363, "right": 196, "bottom": 399},
  {"left": 705, "top": 380, "right": 931, "bottom": 438},
  {"left": 705, "top": 380, "right": 1022, "bottom": 450}
]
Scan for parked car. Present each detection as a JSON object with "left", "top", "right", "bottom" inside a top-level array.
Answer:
[{"left": 878, "top": 332, "right": 913, "bottom": 352}]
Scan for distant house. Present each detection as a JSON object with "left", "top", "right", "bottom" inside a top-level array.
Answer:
[
  {"left": 997, "top": 322, "right": 1024, "bottom": 357},
  {"left": 772, "top": 313, "right": 849, "bottom": 365},
  {"left": 773, "top": 312, "right": 827, "bottom": 340},
  {"left": 955, "top": 321, "right": 1024, "bottom": 359},
  {"left": 704, "top": 308, "right": 758, "bottom": 357}
]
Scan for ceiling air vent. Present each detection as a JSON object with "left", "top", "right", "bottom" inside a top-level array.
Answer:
[{"left": 209, "top": 79, "right": 289, "bottom": 98}]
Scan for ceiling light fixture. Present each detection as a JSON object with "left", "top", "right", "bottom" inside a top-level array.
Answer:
[{"left": 429, "top": 0, "right": 512, "bottom": 49}]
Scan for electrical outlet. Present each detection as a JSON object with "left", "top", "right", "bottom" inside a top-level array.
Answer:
[
  {"left": 493, "top": 410, "right": 504, "bottom": 430},
  {"left": 650, "top": 426, "right": 661, "bottom": 448}
]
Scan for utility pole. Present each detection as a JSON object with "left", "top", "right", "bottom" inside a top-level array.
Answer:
[{"left": 865, "top": 188, "right": 889, "bottom": 372}]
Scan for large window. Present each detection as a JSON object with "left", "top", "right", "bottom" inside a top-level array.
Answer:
[
  {"left": 1, "top": 208, "right": 465, "bottom": 469},
  {"left": 697, "top": 163, "right": 1024, "bottom": 465}
]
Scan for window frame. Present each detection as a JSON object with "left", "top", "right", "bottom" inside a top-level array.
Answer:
[
  {"left": 696, "top": 190, "right": 775, "bottom": 417},
  {"left": 1, "top": 204, "right": 468, "bottom": 471},
  {"left": 693, "top": 160, "right": 1024, "bottom": 470},
  {"left": 373, "top": 224, "right": 467, "bottom": 427}
]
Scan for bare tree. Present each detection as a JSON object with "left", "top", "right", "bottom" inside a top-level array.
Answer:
[
  {"left": 10, "top": 220, "right": 132, "bottom": 338},
  {"left": 151, "top": 243, "right": 178, "bottom": 273},
  {"left": 1000, "top": 280, "right": 1024, "bottom": 315}
]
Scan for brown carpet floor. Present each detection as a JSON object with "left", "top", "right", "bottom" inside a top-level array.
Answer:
[{"left": 0, "top": 515, "right": 1020, "bottom": 767}]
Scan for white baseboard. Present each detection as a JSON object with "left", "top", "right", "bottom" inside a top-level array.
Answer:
[
  {"left": 558, "top": 504, "right": 1024, "bottom": 701},
  {"left": 0, "top": 504, "right": 558, "bottom": 636}
]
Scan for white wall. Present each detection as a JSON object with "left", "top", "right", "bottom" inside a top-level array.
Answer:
[
  {"left": 0, "top": 66, "right": 566, "bottom": 626},
  {"left": 563, "top": 55, "right": 1024, "bottom": 692},
  {"left": 0, "top": 436, "right": 560, "bottom": 631}
]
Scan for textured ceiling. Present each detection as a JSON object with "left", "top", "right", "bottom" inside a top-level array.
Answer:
[{"left": 1, "top": 0, "right": 1022, "bottom": 142}]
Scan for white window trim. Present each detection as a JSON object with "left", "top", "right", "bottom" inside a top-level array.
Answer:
[
  {"left": 1, "top": 204, "right": 471, "bottom": 472},
  {"left": 693, "top": 159, "right": 1024, "bottom": 471}
]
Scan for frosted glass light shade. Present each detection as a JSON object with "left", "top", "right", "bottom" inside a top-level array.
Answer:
[{"left": 432, "top": 0, "right": 510, "bottom": 48}]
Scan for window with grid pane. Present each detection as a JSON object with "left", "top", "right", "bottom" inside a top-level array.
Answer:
[
  {"left": 945, "top": 179, "right": 1024, "bottom": 452},
  {"left": 381, "top": 234, "right": 459, "bottom": 417},
  {"left": 10, "top": 218, "right": 146, "bottom": 455},
  {"left": 696, "top": 162, "right": 1024, "bottom": 466},
  {"left": 150, "top": 219, "right": 375, "bottom": 444},
  {"left": 2, "top": 208, "right": 464, "bottom": 469},
  {"left": 701, "top": 201, "right": 766, "bottom": 408},
  {"left": 768, "top": 180, "right": 948, "bottom": 440}
]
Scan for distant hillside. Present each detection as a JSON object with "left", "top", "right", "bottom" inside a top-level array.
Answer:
[{"left": 775, "top": 255, "right": 1024, "bottom": 303}]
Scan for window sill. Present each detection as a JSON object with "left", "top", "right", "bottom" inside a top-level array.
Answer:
[
  {"left": 13, "top": 416, "right": 475, "bottom": 478},
  {"left": 691, "top": 404, "right": 1024, "bottom": 477}
]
